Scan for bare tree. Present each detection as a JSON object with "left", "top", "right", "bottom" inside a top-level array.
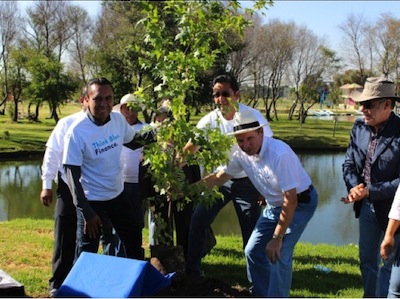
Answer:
[
  {"left": 372, "top": 13, "right": 400, "bottom": 80},
  {"left": 338, "top": 13, "right": 369, "bottom": 78},
  {"left": 67, "top": 5, "right": 93, "bottom": 83},
  {"left": 25, "top": 0, "right": 74, "bottom": 62},
  {"left": 257, "top": 19, "right": 296, "bottom": 120},
  {"left": 227, "top": 13, "right": 263, "bottom": 88},
  {"left": 287, "top": 25, "right": 327, "bottom": 122},
  {"left": 0, "top": 2, "right": 20, "bottom": 120}
]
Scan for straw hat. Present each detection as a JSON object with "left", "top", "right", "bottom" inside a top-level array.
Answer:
[
  {"left": 351, "top": 77, "right": 400, "bottom": 102},
  {"left": 228, "top": 110, "right": 266, "bottom": 136}
]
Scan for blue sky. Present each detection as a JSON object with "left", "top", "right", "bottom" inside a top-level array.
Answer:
[
  {"left": 249, "top": 1, "right": 400, "bottom": 53},
  {"left": 18, "top": 1, "right": 400, "bottom": 54}
]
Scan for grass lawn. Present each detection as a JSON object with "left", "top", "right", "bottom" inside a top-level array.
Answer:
[{"left": 0, "top": 219, "right": 363, "bottom": 298}]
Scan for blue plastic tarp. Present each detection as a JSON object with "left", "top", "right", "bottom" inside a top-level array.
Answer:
[{"left": 56, "top": 252, "right": 174, "bottom": 298}]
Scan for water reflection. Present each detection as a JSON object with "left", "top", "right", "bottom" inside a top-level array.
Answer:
[
  {"left": 297, "top": 153, "right": 358, "bottom": 245},
  {"left": 212, "top": 152, "right": 359, "bottom": 246},
  {"left": 0, "top": 153, "right": 359, "bottom": 245},
  {"left": 0, "top": 159, "right": 54, "bottom": 221}
]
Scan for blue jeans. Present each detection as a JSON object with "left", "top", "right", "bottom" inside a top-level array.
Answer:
[
  {"left": 186, "top": 177, "right": 261, "bottom": 274},
  {"left": 244, "top": 186, "right": 318, "bottom": 297},
  {"left": 359, "top": 199, "right": 400, "bottom": 297},
  {"left": 123, "top": 182, "right": 145, "bottom": 260},
  {"left": 389, "top": 247, "right": 400, "bottom": 298},
  {"left": 75, "top": 192, "right": 136, "bottom": 260}
]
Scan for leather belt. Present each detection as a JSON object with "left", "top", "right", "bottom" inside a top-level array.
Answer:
[
  {"left": 297, "top": 185, "right": 313, "bottom": 203},
  {"left": 231, "top": 177, "right": 248, "bottom": 181}
]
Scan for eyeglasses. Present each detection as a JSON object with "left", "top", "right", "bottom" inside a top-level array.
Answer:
[
  {"left": 360, "top": 99, "right": 387, "bottom": 109},
  {"left": 212, "top": 90, "right": 230, "bottom": 98}
]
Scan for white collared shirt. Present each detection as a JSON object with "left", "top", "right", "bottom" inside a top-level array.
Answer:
[{"left": 225, "top": 136, "right": 311, "bottom": 207}]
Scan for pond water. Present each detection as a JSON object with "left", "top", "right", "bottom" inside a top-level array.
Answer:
[{"left": 0, "top": 152, "right": 358, "bottom": 246}]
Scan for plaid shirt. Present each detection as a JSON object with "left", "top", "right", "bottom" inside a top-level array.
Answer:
[{"left": 363, "top": 132, "right": 380, "bottom": 185}]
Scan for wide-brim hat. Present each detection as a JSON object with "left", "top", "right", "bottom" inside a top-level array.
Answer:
[
  {"left": 350, "top": 76, "right": 400, "bottom": 102},
  {"left": 113, "top": 93, "right": 142, "bottom": 111},
  {"left": 228, "top": 110, "right": 266, "bottom": 136}
]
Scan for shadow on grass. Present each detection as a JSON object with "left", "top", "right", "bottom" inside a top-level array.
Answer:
[
  {"left": 292, "top": 268, "right": 362, "bottom": 297},
  {"left": 202, "top": 245, "right": 362, "bottom": 297}
]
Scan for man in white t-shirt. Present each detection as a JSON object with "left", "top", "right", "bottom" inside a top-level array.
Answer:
[
  {"left": 114, "top": 93, "right": 147, "bottom": 260},
  {"left": 63, "top": 78, "right": 146, "bottom": 259},
  {"left": 199, "top": 109, "right": 318, "bottom": 297},
  {"left": 40, "top": 86, "right": 87, "bottom": 297},
  {"left": 183, "top": 74, "right": 273, "bottom": 277}
]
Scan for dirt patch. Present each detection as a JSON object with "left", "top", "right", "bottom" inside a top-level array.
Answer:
[
  {"left": 149, "top": 245, "right": 251, "bottom": 298},
  {"left": 154, "top": 271, "right": 251, "bottom": 297}
]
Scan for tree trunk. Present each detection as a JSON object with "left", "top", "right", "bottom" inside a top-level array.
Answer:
[
  {"left": 49, "top": 102, "right": 59, "bottom": 123},
  {"left": 12, "top": 98, "right": 18, "bottom": 122},
  {"left": 288, "top": 102, "right": 296, "bottom": 120},
  {"left": 31, "top": 104, "right": 40, "bottom": 122}
]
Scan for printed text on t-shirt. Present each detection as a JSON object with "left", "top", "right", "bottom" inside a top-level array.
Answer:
[{"left": 92, "top": 134, "right": 120, "bottom": 155}]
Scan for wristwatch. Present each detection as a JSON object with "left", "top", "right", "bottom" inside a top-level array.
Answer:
[{"left": 272, "top": 233, "right": 284, "bottom": 241}]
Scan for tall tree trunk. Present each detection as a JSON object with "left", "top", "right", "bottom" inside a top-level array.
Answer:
[
  {"left": 32, "top": 104, "right": 40, "bottom": 122},
  {"left": 12, "top": 98, "right": 18, "bottom": 122}
]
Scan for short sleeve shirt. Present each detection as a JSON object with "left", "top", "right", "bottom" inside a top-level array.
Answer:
[
  {"left": 225, "top": 136, "right": 311, "bottom": 206},
  {"left": 63, "top": 111, "right": 136, "bottom": 201}
]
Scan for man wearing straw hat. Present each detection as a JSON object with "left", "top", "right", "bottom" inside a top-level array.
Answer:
[
  {"left": 183, "top": 74, "right": 273, "bottom": 278},
  {"left": 197, "top": 109, "right": 318, "bottom": 297},
  {"left": 342, "top": 76, "right": 400, "bottom": 297}
]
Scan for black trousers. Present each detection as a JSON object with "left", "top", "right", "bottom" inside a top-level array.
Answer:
[{"left": 49, "top": 174, "right": 77, "bottom": 290}]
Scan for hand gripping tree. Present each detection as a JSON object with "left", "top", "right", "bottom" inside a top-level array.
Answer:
[{"left": 134, "top": 1, "right": 272, "bottom": 249}]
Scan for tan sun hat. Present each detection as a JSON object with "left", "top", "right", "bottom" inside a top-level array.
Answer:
[
  {"left": 350, "top": 76, "right": 400, "bottom": 102},
  {"left": 113, "top": 93, "right": 142, "bottom": 112},
  {"left": 228, "top": 110, "right": 266, "bottom": 136}
]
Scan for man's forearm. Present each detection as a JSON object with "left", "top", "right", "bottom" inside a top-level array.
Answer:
[
  {"left": 202, "top": 170, "right": 232, "bottom": 189},
  {"left": 124, "top": 126, "right": 157, "bottom": 150},
  {"left": 64, "top": 164, "right": 96, "bottom": 220}
]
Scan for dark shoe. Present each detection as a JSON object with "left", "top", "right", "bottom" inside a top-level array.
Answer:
[{"left": 186, "top": 270, "right": 205, "bottom": 279}]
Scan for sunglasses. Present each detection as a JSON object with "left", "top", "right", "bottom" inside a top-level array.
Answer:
[
  {"left": 212, "top": 90, "right": 230, "bottom": 98},
  {"left": 360, "top": 99, "right": 386, "bottom": 109}
]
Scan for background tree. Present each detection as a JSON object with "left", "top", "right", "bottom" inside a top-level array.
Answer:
[
  {"left": 259, "top": 19, "right": 296, "bottom": 121},
  {"left": 6, "top": 1, "right": 400, "bottom": 128},
  {"left": 67, "top": 5, "right": 93, "bottom": 83},
  {"left": 23, "top": 0, "right": 78, "bottom": 122},
  {"left": 0, "top": 2, "right": 21, "bottom": 120},
  {"left": 86, "top": 2, "right": 146, "bottom": 101},
  {"left": 372, "top": 13, "right": 400, "bottom": 85},
  {"left": 6, "top": 48, "right": 29, "bottom": 121},
  {"left": 287, "top": 25, "right": 328, "bottom": 122},
  {"left": 338, "top": 13, "right": 369, "bottom": 78},
  {"left": 226, "top": 13, "right": 263, "bottom": 87},
  {"left": 23, "top": 49, "right": 79, "bottom": 122}
]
